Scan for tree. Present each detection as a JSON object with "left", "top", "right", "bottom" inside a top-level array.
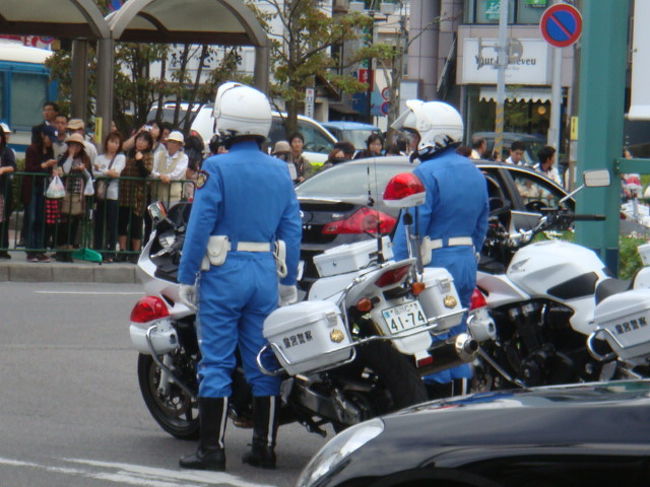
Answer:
[
  {"left": 247, "top": 0, "right": 379, "bottom": 136},
  {"left": 45, "top": 0, "right": 245, "bottom": 137}
]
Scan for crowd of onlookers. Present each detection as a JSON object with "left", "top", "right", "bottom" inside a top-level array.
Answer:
[
  {"left": 0, "top": 100, "right": 578, "bottom": 264},
  {"left": 0, "top": 101, "right": 214, "bottom": 263}
]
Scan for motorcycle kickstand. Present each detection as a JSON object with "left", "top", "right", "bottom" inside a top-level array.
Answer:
[{"left": 299, "top": 418, "right": 328, "bottom": 437}]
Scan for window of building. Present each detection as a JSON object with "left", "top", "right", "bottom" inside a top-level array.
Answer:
[
  {"left": 465, "top": 0, "right": 548, "bottom": 25},
  {"left": 11, "top": 73, "right": 48, "bottom": 130}
]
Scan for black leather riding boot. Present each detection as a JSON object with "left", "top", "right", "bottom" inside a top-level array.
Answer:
[
  {"left": 179, "top": 397, "right": 228, "bottom": 471},
  {"left": 242, "top": 395, "right": 280, "bottom": 469}
]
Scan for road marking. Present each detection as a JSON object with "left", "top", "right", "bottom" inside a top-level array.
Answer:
[
  {"left": 0, "top": 456, "right": 279, "bottom": 487},
  {"left": 34, "top": 291, "right": 143, "bottom": 295}
]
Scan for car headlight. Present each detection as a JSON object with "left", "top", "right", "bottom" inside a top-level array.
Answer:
[{"left": 296, "top": 418, "right": 384, "bottom": 487}]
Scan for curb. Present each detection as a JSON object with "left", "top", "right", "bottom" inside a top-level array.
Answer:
[{"left": 0, "top": 259, "right": 140, "bottom": 283}]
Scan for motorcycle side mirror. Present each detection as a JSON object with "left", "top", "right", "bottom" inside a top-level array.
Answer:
[
  {"left": 148, "top": 201, "right": 168, "bottom": 223},
  {"left": 383, "top": 172, "right": 426, "bottom": 208},
  {"left": 583, "top": 169, "right": 611, "bottom": 187},
  {"left": 559, "top": 169, "right": 611, "bottom": 205}
]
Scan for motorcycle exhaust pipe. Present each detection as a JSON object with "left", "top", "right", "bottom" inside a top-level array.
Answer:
[{"left": 415, "top": 333, "right": 479, "bottom": 377}]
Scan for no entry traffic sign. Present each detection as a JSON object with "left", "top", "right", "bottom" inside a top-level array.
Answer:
[{"left": 540, "top": 3, "right": 582, "bottom": 48}]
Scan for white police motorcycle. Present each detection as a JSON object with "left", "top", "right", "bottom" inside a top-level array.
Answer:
[
  {"left": 128, "top": 175, "right": 475, "bottom": 439},
  {"left": 466, "top": 169, "right": 635, "bottom": 389}
]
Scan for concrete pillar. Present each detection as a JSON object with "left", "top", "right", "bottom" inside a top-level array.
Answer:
[
  {"left": 95, "top": 37, "right": 114, "bottom": 144},
  {"left": 70, "top": 40, "right": 89, "bottom": 121},
  {"left": 254, "top": 45, "right": 270, "bottom": 94},
  {"left": 407, "top": 0, "right": 440, "bottom": 100}
]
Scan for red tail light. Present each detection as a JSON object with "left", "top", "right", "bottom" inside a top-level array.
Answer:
[
  {"left": 322, "top": 207, "right": 396, "bottom": 235},
  {"left": 383, "top": 172, "right": 426, "bottom": 208},
  {"left": 375, "top": 264, "right": 411, "bottom": 287},
  {"left": 130, "top": 296, "right": 170, "bottom": 323},
  {"left": 470, "top": 288, "right": 487, "bottom": 310}
]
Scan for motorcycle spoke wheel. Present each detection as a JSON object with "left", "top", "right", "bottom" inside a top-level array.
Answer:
[{"left": 137, "top": 353, "right": 199, "bottom": 440}]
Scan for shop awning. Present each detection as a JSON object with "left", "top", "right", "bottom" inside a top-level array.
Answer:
[{"left": 479, "top": 87, "right": 552, "bottom": 103}]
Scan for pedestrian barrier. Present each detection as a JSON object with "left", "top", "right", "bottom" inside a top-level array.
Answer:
[{"left": 0, "top": 171, "right": 195, "bottom": 263}]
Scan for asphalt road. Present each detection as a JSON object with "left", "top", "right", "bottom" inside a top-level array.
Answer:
[{"left": 0, "top": 282, "right": 327, "bottom": 487}]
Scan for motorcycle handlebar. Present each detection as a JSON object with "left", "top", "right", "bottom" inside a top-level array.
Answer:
[{"left": 571, "top": 214, "right": 606, "bottom": 221}]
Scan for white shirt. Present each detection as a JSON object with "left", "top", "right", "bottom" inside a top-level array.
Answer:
[
  {"left": 535, "top": 163, "right": 563, "bottom": 187},
  {"left": 505, "top": 156, "right": 524, "bottom": 165},
  {"left": 95, "top": 153, "right": 126, "bottom": 200},
  {"left": 152, "top": 150, "right": 189, "bottom": 180}
]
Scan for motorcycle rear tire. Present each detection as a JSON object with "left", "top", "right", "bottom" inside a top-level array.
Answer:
[
  {"left": 137, "top": 353, "right": 199, "bottom": 440},
  {"left": 335, "top": 341, "right": 428, "bottom": 422}
]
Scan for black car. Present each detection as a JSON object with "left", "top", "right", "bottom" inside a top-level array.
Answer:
[
  {"left": 296, "top": 380, "right": 650, "bottom": 487},
  {"left": 296, "top": 156, "right": 571, "bottom": 286}
]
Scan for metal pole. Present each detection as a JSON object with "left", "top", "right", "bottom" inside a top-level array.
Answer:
[
  {"left": 253, "top": 45, "right": 270, "bottom": 94},
  {"left": 575, "top": 0, "right": 629, "bottom": 274},
  {"left": 70, "top": 40, "right": 89, "bottom": 121},
  {"left": 95, "top": 37, "right": 114, "bottom": 144},
  {"left": 548, "top": 46, "right": 562, "bottom": 151},
  {"left": 494, "top": 0, "right": 509, "bottom": 160}
]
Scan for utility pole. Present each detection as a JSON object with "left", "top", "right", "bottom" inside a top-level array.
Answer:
[
  {"left": 494, "top": 0, "right": 509, "bottom": 160},
  {"left": 575, "top": 0, "right": 629, "bottom": 274}
]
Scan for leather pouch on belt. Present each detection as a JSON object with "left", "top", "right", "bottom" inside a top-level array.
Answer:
[
  {"left": 420, "top": 236, "right": 433, "bottom": 266},
  {"left": 201, "top": 235, "right": 230, "bottom": 270},
  {"left": 274, "top": 239, "right": 287, "bottom": 278}
]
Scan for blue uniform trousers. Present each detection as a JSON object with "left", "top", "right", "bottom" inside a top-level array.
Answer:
[
  {"left": 196, "top": 252, "right": 281, "bottom": 398},
  {"left": 424, "top": 246, "right": 477, "bottom": 384}
]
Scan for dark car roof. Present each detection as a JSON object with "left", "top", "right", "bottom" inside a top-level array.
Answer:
[{"left": 377, "top": 380, "right": 650, "bottom": 465}]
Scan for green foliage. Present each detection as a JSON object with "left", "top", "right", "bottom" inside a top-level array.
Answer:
[
  {"left": 44, "top": 0, "right": 245, "bottom": 137},
  {"left": 248, "top": 0, "right": 388, "bottom": 134},
  {"left": 619, "top": 235, "right": 646, "bottom": 280}
]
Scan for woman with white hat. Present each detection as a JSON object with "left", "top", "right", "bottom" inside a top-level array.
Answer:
[
  {"left": 150, "top": 130, "right": 188, "bottom": 207},
  {"left": 54, "top": 133, "right": 93, "bottom": 262}
]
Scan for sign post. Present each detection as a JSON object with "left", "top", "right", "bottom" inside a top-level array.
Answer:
[
  {"left": 304, "top": 87, "right": 315, "bottom": 119},
  {"left": 540, "top": 2, "right": 582, "bottom": 155}
]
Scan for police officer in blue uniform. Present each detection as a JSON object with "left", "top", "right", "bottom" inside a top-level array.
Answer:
[
  {"left": 177, "top": 83, "right": 302, "bottom": 471},
  {"left": 391, "top": 100, "right": 489, "bottom": 398}
]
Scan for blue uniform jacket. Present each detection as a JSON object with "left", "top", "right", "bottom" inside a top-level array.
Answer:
[
  {"left": 392, "top": 147, "right": 489, "bottom": 269},
  {"left": 392, "top": 147, "right": 489, "bottom": 383},
  {"left": 178, "top": 140, "right": 302, "bottom": 286}
]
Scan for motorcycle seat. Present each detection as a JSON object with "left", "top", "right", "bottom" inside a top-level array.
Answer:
[{"left": 595, "top": 277, "right": 632, "bottom": 304}]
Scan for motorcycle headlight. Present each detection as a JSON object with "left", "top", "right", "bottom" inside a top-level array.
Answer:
[{"left": 296, "top": 418, "right": 384, "bottom": 487}]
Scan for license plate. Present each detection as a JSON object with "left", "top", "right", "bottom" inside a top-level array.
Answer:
[{"left": 382, "top": 301, "right": 427, "bottom": 335}]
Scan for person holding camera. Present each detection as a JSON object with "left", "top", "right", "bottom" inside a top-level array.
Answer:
[{"left": 118, "top": 130, "right": 154, "bottom": 262}]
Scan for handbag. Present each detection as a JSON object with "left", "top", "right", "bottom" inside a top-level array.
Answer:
[
  {"left": 95, "top": 154, "right": 117, "bottom": 201},
  {"left": 45, "top": 175, "right": 66, "bottom": 199},
  {"left": 62, "top": 192, "right": 83, "bottom": 216}
]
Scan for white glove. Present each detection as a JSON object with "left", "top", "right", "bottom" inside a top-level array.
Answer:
[
  {"left": 179, "top": 284, "right": 197, "bottom": 309},
  {"left": 278, "top": 284, "right": 298, "bottom": 307}
]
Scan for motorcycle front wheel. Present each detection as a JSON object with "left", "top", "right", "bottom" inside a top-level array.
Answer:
[{"left": 137, "top": 353, "right": 199, "bottom": 440}]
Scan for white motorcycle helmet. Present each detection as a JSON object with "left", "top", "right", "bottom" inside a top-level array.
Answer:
[
  {"left": 213, "top": 82, "right": 272, "bottom": 139},
  {"left": 392, "top": 100, "right": 463, "bottom": 155}
]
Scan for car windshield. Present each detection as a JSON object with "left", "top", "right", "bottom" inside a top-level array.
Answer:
[{"left": 296, "top": 161, "right": 410, "bottom": 199}]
